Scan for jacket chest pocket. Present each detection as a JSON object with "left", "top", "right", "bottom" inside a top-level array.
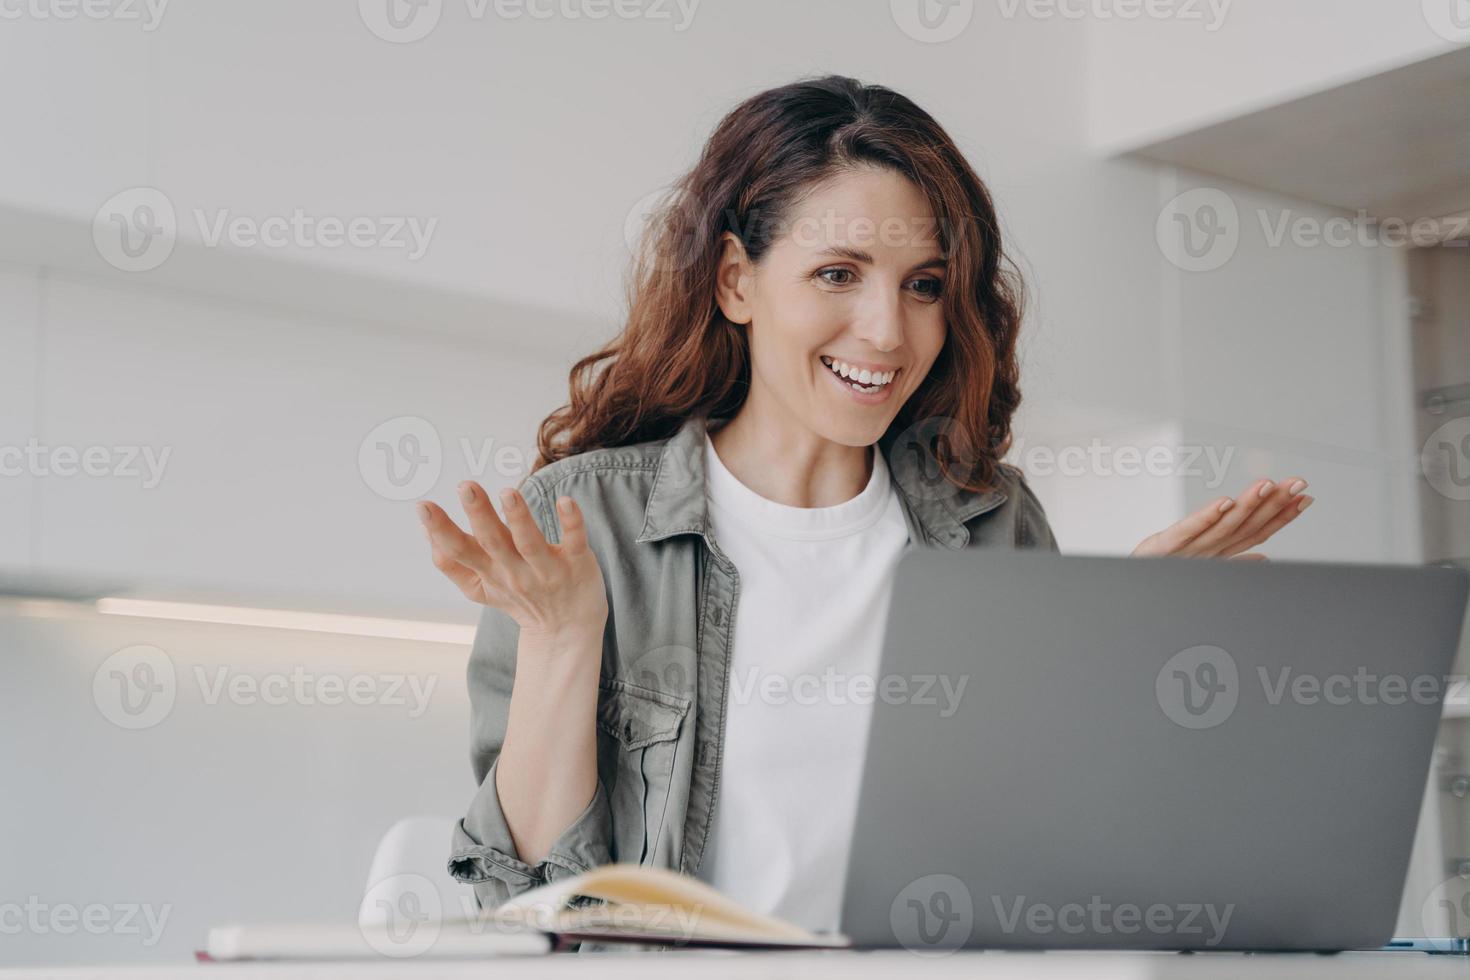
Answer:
[{"left": 595, "top": 678, "right": 690, "bottom": 866}]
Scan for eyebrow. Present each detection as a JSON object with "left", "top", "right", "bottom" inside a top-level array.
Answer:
[{"left": 816, "top": 246, "right": 947, "bottom": 272}]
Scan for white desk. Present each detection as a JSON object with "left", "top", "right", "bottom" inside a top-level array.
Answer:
[{"left": 6, "top": 951, "right": 1470, "bottom": 979}]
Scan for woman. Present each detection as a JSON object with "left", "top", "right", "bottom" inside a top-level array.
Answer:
[{"left": 419, "top": 75, "right": 1313, "bottom": 931}]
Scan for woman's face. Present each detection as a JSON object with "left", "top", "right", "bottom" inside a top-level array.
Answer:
[{"left": 715, "top": 166, "right": 948, "bottom": 448}]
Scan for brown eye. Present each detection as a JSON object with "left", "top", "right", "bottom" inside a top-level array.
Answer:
[
  {"left": 909, "top": 277, "right": 943, "bottom": 301},
  {"left": 817, "top": 268, "right": 855, "bottom": 286}
]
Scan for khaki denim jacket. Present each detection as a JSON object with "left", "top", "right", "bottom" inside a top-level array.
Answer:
[{"left": 447, "top": 413, "right": 1059, "bottom": 908}]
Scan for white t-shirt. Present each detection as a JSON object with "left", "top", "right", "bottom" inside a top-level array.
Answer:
[{"left": 694, "top": 432, "right": 911, "bottom": 933}]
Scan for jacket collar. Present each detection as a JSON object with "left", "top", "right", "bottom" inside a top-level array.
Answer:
[{"left": 635, "top": 414, "right": 1006, "bottom": 549}]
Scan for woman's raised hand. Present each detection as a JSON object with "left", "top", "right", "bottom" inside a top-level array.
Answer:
[
  {"left": 1131, "top": 477, "right": 1315, "bottom": 561},
  {"left": 419, "top": 481, "right": 609, "bottom": 642}
]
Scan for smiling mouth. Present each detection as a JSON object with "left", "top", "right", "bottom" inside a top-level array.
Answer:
[{"left": 820, "top": 355, "right": 900, "bottom": 394}]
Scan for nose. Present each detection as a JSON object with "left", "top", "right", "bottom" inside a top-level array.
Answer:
[{"left": 851, "top": 288, "right": 906, "bottom": 353}]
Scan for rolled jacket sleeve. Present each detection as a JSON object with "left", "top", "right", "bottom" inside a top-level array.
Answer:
[{"left": 446, "top": 479, "right": 615, "bottom": 909}]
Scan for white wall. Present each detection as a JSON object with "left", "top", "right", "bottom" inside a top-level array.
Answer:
[
  {"left": 1087, "top": 0, "right": 1460, "bottom": 153},
  {"left": 0, "top": 258, "right": 571, "bottom": 621},
  {"left": 0, "top": 268, "right": 39, "bottom": 570}
]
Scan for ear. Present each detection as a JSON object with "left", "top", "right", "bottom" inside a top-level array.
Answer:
[{"left": 713, "top": 231, "right": 754, "bottom": 326}]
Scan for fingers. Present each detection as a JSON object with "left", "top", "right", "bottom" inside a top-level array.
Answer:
[
  {"left": 1183, "top": 478, "right": 1282, "bottom": 556},
  {"left": 456, "top": 482, "right": 524, "bottom": 569},
  {"left": 497, "top": 487, "right": 559, "bottom": 578},
  {"left": 556, "top": 496, "right": 590, "bottom": 557},
  {"left": 1229, "top": 552, "right": 1270, "bottom": 562},
  {"left": 1133, "top": 495, "right": 1238, "bottom": 557},
  {"left": 428, "top": 536, "right": 492, "bottom": 602},
  {"left": 1221, "top": 477, "right": 1309, "bottom": 549},
  {"left": 1220, "top": 493, "right": 1314, "bottom": 558},
  {"left": 419, "top": 500, "right": 495, "bottom": 579}
]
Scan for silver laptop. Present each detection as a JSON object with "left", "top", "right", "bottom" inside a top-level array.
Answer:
[{"left": 840, "top": 550, "right": 1469, "bottom": 952}]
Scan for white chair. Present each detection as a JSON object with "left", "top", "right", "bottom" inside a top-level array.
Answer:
[{"left": 359, "top": 816, "right": 480, "bottom": 928}]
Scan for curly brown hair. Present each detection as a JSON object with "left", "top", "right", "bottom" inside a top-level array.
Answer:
[{"left": 533, "top": 73, "right": 1026, "bottom": 494}]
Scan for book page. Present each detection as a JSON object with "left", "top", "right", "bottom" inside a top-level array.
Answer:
[{"left": 494, "top": 864, "right": 823, "bottom": 943}]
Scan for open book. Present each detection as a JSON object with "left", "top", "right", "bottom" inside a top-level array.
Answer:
[
  {"left": 202, "top": 864, "right": 849, "bottom": 960},
  {"left": 496, "top": 863, "right": 851, "bottom": 950}
]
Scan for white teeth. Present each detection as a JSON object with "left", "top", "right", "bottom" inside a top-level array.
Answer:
[{"left": 820, "top": 356, "right": 897, "bottom": 390}]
